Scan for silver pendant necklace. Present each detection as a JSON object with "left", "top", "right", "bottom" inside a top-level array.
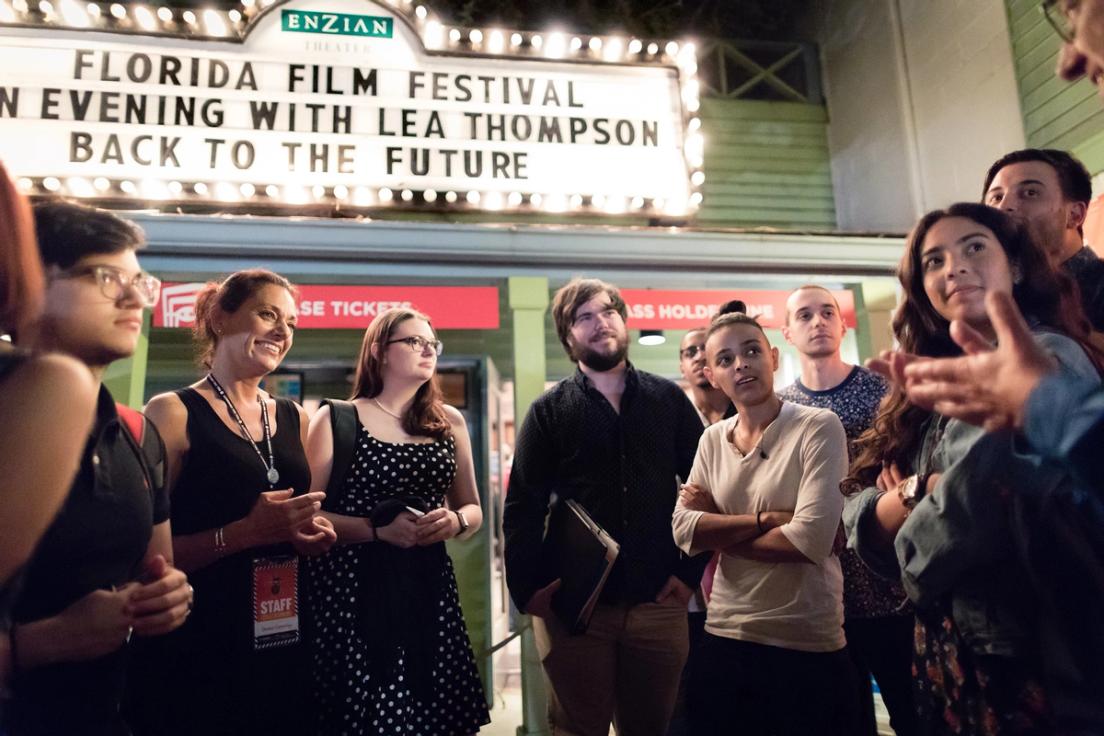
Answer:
[{"left": 206, "top": 374, "right": 280, "bottom": 486}]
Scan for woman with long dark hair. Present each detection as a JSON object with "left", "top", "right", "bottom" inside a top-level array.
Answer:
[
  {"left": 844, "top": 202, "right": 1102, "bottom": 734},
  {"left": 304, "top": 307, "right": 489, "bottom": 735},
  {"left": 128, "top": 269, "right": 336, "bottom": 735}
]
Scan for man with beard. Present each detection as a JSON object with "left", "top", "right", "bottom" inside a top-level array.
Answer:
[
  {"left": 983, "top": 148, "right": 1104, "bottom": 330},
  {"left": 776, "top": 285, "right": 915, "bottom": 736},
  {"left": 503, "top": 277, "right": 707, "bottom": 736}
]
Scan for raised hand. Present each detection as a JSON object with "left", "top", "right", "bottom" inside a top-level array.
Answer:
[{"left": 903, "top": 291, "right": 1055, "bottom": 430}]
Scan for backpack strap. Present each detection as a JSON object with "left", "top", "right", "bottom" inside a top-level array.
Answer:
[
  {"left": 116, "top": 402, "right": 145, "bottom": 444},
  {"left": 115, "top": 402, "right": 167, "bottom": 495},
  {"left": 320, "top": 399, "right": 358, "bottom": 510}
]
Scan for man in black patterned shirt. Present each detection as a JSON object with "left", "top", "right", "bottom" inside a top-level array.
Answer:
[
  {"left": 503, "top": 277, "right": 707, "bottom": 736},
  {"left": 777, "top": 285, "right": 916, "bottom": 736}
]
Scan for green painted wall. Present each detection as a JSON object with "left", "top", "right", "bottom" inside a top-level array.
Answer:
[
  {"left": 697, "top": 98, "right": 836, "bottom": 229},
  {"left": 1006, "top": 0, "right": 1104, "bottom": 172}
]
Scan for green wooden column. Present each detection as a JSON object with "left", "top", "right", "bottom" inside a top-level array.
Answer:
[
  {"left": 103, "top": 309, "right": 151, "bottom": 407},
  {"left": 507, "top": 276, "right": 551, "bottom": 736}
]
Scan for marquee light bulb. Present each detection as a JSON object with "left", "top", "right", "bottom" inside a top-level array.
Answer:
[
  {"left": 265, "top": 184, "right": 279, "bottom": 198},
  {"left": 16, "top": 178, "right": 33, "bottom": 192},
  {"left": 181, "top": 9, "right": 196, "bottom": 23},
  {"left": 647, "top": 42, "right": 659, "bottom": 56},
  {"left": 119, "top": 179, "right": 137, "bottom": 194},
  {"left": 352, "top": 186, "right": 374, "bottom": 206},
  {"left": 58, "top": 0, "right": 90, "bottom": 26},
  {"left": 444, "top": 191, "right": 457, "bottom": 203},
  {"left": 378, "top": 187, "right": 393, "bottom": 202},
  {"left": 507, "top": 191, "right": 523, "bottom": 207},
  {"left": 202, "top": 8, "right": 227, "bottom": 36},
  {"left": 333, "top": 184, "right": 349, "bottom": 200},
  {"left": 240, "top": 182, "right": 256, "bottom": 197},
  {"left": 142, "top": 178, "right": 169, "bottom": 199},
  {"left": 603, "top": 36, "right": 623, "bottom": 62},
  {"left": 665, "top": 41, "right": 678, "bottom": 56},
  {"left": 469, "top": 29, "right": 482, "bottom": 45},
  {"left": 312, "top": 184, "right": 326, "bottom": 199},
  {"left": 529, "top": 193, "right": 543, "bottom": 207},
  {"left": 570, "top": 36, "right": 582, "bottom": 51},
  {"left": 401, "top": 188, "right": 414, "bottom": 201},
  {"left": 66, "top": 177, "right": 93, "bottom": 197},
  {"left": 529, "top": 34, "right": 542, "bottom": 49},
  {"left": 193, "top": 181, "right": 208, "bottom": 195},
  {"left": 283, "top": 185, "right": 308, "bottom": 204},
  {"left": 628, "top": 39, "right": 642, "bottom": 55},
  {"left": 414, "top": 5, "right": 426, "bottom": 19},
  {"left": 483, "top": 191, "right": 503, "bottom": 210},
  {"left": 156, "top": 6, "right": 172, "bottom": 22},
  {"left": 0, "top": 1, "right": 16, "bottom": 21},
  {"left": 510, "top": 32, "right": 522, "bottom": 47},
  {"left": 168, "top": 181, "right": 183, "bottom": 195},
  {"left": 214, "top": 181, "right": 237, "bottom": 201},
  {"left": 689, "top": 192, "right": 704, "bottom": 207},
  {"left": 448, "top": 27, "right": 461, "bottom": 43},
  {"left": 227, "top": 8, "right": 240, "bottom": 23},
  {"left": 423, "top": 20, "right": 443, "bottom": 49},
  {"left": 42, "top": 177, "right": 61, "bottom": 192},
  {"left": 93, "top": 177, "right": 111, "bottom": 192},
  {"left": 108, "top": 1, "right": 124, "bottom": 17},
  {"left": 132, "top": 4, "right": 156, "bottom": 31},
  {"left": 423, "top": 189, "right": 438, "bottom": 203},
  {"left": 487, "top": 30, "right": 504, "bottom": 54},
  {"left": 544, "top": 32, "right": 566, "bottom": 58},
  {"left": 38, "top": 1, "right": 54, "bottom": 17},
  {"left": 691, "top": 170, "right": 705, "bottom": 186},
  {"left": 465, "top": 190, "right": 480, "bottom": 205}
]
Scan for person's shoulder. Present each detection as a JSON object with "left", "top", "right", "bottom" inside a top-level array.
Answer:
[
  {"left": 851, "top": 365, "right": 889, "bottom": 393},
  {"left": 635, "top": 369, "right": 688, "bottom": 397},
  {"left": 787, "top": 401, "right": 845, "bottom": 433},
  {"left": 442, "top": 403, "right": 466, "bottom": 426},
  {"left": 144, "top": 390, "right": 190, "bottom": 426},
  {"left": 776, "top": 382, "right": 804, "bottom": 402},
  {"left": 1032, "top": 330, "right": 1099, "bottom": 379}
]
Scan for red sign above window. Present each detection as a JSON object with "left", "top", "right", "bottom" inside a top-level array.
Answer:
[
  {"left": 618, "top": 289, "right": 856, "bottom": 330},
  {"left": 155, "top": 283, "right": 500, "bottom": 330}
]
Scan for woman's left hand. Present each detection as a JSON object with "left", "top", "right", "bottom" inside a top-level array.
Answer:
[
  {"left": 127, "top": 555, "right": 193, "bottom": 637},
  {"left": 877, "top": 463, "right": 906, "bottom": 495},
  {"left": 415, "top": 508, "right": 460, "bottom": 545}
]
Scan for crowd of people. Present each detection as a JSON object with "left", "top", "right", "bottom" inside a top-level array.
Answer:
[{"left": 1, "top": 2, "right": 1104, "bottom": 735}]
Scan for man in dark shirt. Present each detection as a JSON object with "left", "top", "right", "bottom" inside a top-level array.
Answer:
[
  {"left": 503, "top": 277, "right": 707, "bottom": 736},
  {"left": 983, "top": 148, "right": 1104, "bottom": 330},
  {"left": 7, "top": 201, "right": 193, "bottom": 735}
]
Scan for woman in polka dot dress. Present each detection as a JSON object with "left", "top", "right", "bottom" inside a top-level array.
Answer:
[{"left": 304, "top": 307, "right": 490, "bottom": 735}]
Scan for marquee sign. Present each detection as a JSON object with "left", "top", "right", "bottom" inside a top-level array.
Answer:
[
  {"left": 0, "top": 0, "right": 703, "bottom": 218},
  {"left": 619, "top": 289, "right": 857, "bottom": 330},
  {"left": 156, "top": 282, "right": 500, "bottom": 329}
]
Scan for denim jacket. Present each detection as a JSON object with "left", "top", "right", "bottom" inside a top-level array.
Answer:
[{"left": 844, "top": 331, "right": 1101, "bottom": 662}]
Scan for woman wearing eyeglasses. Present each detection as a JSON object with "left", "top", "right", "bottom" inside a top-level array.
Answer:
[
  {"left": 127, "top": 269, "right": 336, "bottom": 736},
  {"left": 303, "top": 307, "right": 489, "bottom": 736}
]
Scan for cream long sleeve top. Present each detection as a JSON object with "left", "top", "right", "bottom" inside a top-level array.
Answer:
[{"left": 672, "top": 401, "right": 848, "bottom": 652}]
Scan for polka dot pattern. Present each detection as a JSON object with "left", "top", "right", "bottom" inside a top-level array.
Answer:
[{"left": 307, "top": 425, "right": 490, "bottom": 735}]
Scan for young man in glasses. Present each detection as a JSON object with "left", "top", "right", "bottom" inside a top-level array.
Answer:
[
  {"left": 6, "top": 200, "right": 192, "bottom": 736},
  {"left": 503, "top": 277, "right": 708, "bottom": 736}
]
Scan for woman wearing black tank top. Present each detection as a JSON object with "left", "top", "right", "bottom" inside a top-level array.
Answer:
[{"left": 127, "top": 269, "right": 335, "bottom": 736}]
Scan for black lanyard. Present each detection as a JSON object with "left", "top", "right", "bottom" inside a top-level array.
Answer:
[{"left": 206, "top": 373, "right": 280, "bottom": 487}]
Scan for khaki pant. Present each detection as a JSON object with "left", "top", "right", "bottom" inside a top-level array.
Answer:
[{"left": 533, "top": 601, "right": 689, "bottom": 736}]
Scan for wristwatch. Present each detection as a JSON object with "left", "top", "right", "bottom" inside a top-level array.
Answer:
[
  {"left": 453, "top": 510, "right": 470, "bottom": 535},
  {"left": 898, "top": 473, "right": 929, "bottom": 511}
]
